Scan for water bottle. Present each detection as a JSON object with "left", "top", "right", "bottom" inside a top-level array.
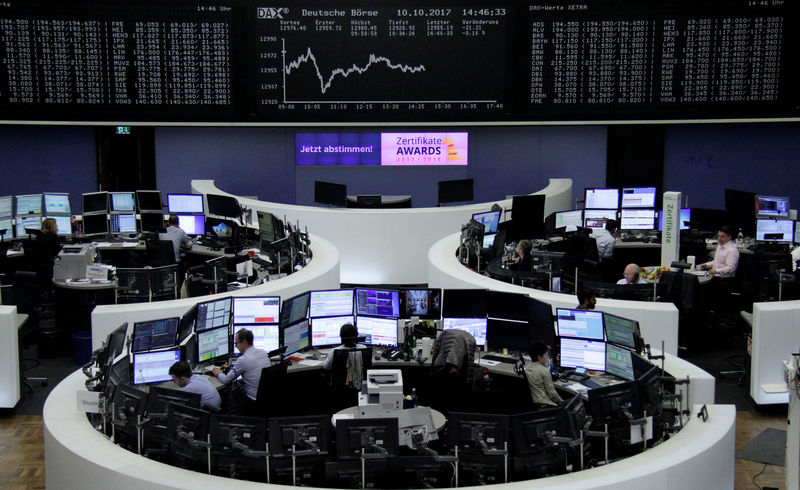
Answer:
[
  {"left": 736, "top": 229, "right": 744, "bottom": 247},
  {"left": 411, "top": 387, "right": 417, "bottom": 408}
]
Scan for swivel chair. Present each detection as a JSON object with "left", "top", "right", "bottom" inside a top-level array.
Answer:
[{"left": 328, "top": 347, "right": 372, "bottom": 413}]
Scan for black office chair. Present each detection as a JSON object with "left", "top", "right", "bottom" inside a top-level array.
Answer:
[
  {"left": 252, "top": 360, "right": 291, "bottom": 418},
  {"left": 327, "top": 347, "right": 373, "bottom": 413}
]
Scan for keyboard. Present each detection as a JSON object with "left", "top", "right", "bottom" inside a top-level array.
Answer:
[
  {"left": 482, "top": 354, "right": 517, "bottom": 364},
  {"left": 583, "top": 379, "right": 603, "bottom": 389}
]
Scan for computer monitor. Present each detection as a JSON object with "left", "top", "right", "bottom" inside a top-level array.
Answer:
[
  {"left": 486, "top": 290, "right": 530, "bottom": 322},
  {"left": 605, "top": 343, "right": 635, "bottom": 381},
  {"left": 81, "top": 213, "right": 108, "bottom": 237},
  {"left": 206, "top": 193, "right": 240, "bottom": 219},
  {"left": 110, "top": 213, "right": 137, "bottom": 234},
  {"left": 558, "top": 337, "right": 606, "bottom": 371},
  {"left": 442, "top": 289, "right": 486, "bottom": 318},
  {"left": 167, "top": 194, "right": 204, "bottom": 214},
  {"left": 399, "top": 288, "right": 441, "bottom": 319},
  {"left": 177, "top": 214, "right": 205, "bottom": 236},
  {"left": 110, "top": 383, "right": 148, "bottom": 426},
  {"left": 482, "top": 233, "right": 496, "bottom": 248},
  {"left": 442, "top": 317, "right": 487, "bottom": 346},
  {"left": 280, "top": 292, "right": 310, "bottom": 326},
  {"left": 620, "top": 187, "right": 657, "bottom": 209},
  {"left": 554, "top": 210, "right": 583, "bottom": 232},
  {"left": 658, "top": 208, "right": 691, "bottom": 231},
  {"left": 43, "top": 193, "right": 71, "bottom": 215},
  {"left": 204, "top": 216, "right": 235, "bottom": 240},
  {"left": 0, "top": 218, "right": 12, "bottom": 238},
  {"left": 0, "top": 196, "right": 12, "bottom": 218},
  {"left": 195, "top": 297, "right": 232, "bottom": 333},
  {"left": 109, "top": 192, "right": 136, "bottom": 212},
  {"left": 756, "top": 218, "right": 795, "bottom": 243},
  {"left": 602, "top": 312, "right": 641, "bottom": 351},
  {"left": 756, "top": 195, "right": 790, "bottom": 218},
  {"left": 282, "top": 319, "right": 310, "bottom": 355},
  {"left": 103, "top": 322, "right": 129, "bottom": 366},
  {"left": 136, "top": 190, "right": 163, "bottom": 212},
  {"left": 145, "top": 386, "right": 201, "bottom": 418},
  {"left": 268, "top": 414, "right": 331, "bottom": 458},
  {"left": 472, "top": 210, "right": 501, "bottom": 234},
  {"left": 15, "top": 194, "right": 42, "bottom": 215},
  {"left": 50, "top": 215, "right": 73, "bottom": 236},
  {"left": 355, "top": 316, "right": 398, "bottom": 347},
  {"left": 587, "top": 380, "right": 641, "bottom": 426},
  {"left": 336, "top": 418, "right": 399, "bottom": 460},
  {"left": 583, "top": 209, "right": 617, "bottom": 228},
  {"left": 724, "top": 188, "right": 757, "bottom": 217},
  {"left": 619, "top": 209, "right": 656, "bottom": 230},
  {"left": 446, "top": 412, "right": 509, "bottom": 453},
  {"left": 82, "top": 192, "right": 108, "bottom": 215},
  {"left": 233, "top": 296, "right": 281, "bottom": 325},
  {"left": 103, "top": 355, "right": 131, "bottom": 399},
  {"left": 584, "top": 188, "right": 619, "bottom": 209},
  {"left": 509, "top": 194, "right": 545, "bottom": 240},
  {"left": 555, "top": 309, "right": 605, "bottom": 340},
  {"left": 355, "top": 288, "right": 399, "bottom": 318},
  {"left": 197, "top": 325, "right": 231, "bottom": 363},
  {"left": 486, "top": 318, "right": 531, "bottom": 352},
  {"left": 139, "top": 212, "right": 165, "bottom": 233},
  {"left": 131, "top": 317, "right": 180, "bottom": 353},
  {"left": 309, "top": 289, "right": 354, "bottom": 318},
  {"left": 310, "top": 315, "right": 355, "bottom": 347},
  {"left": 257, "top": 211, "right": 285, "bottom": 243},
  {"left": 179, "top": 305, "right": 197, "bottom": 344},
  {"left": 14, "top": 216, "right": 41, "bottom": 237},
  {"left": 314, "top": 180, "right": 347, "bottom": 207},
  {"left": 132, "top": 348, "right": 181, "bottom": 385},
  {"left": 438, "top": 178, "right": 473, "bottom": 205},
  {"left": 233, "top": 324, "right": 280, "bottom": 352}
]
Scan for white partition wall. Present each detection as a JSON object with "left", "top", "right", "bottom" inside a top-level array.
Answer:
[
  {"left": 90, "top": 233, "right": 340, "bottom": 350},
  {"left": 750, "top": 299, "right": 800, "bottom": 405},
  {"left": 428, "top": 233, "right": 681, "bottom": 356},
  {"left": 192, "top": 178, "right": 572, "bottom": 285},
  {"left": 0, "top": 305, "right": 20, "bottom": 408}
]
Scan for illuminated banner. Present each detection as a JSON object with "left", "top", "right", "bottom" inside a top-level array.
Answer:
[{"left": 295, "top": 132, "right": 468, "bottom": 166}]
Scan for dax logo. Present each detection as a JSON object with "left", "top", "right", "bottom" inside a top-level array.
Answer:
[{"left": 257, "top": 7, "right": 289, "bottom": 19}]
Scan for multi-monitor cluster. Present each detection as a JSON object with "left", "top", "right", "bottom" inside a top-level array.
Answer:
[{"left": 0, "top": 193, "right": 73, "bottom": 238}]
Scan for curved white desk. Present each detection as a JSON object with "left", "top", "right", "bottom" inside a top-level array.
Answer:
[
  {"left": 90, "top": 233, "right": 340, "bottom": 350},
  {"left": 44, "top": 369, "right": 733, "bottom": 490},
  {"left": 191, "top": 178, "right": 573, "bottom": 285},
  {"left": 749, "top": 299, "right": 800, "bottom": 405}
]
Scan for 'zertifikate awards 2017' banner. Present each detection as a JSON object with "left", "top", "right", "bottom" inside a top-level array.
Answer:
[{"left": 295, "top": 132, "right": 468, "bottom": 166}]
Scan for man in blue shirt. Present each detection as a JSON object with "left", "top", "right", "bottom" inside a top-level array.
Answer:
[
  {"left": 212, "top": 328, "right": 271, "bottom": 414},
  {"left": 159, "top": 214, "right": 192, "bottom": 263},
  {"left": 169, "top": 361, "right": 221, "bottom": 412}
]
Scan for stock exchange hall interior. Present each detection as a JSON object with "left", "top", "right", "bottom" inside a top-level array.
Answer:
[{"left": 1, "top": 1, "right": 800, "bottom": 490}]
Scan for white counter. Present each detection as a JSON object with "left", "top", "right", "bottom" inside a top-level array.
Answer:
[
  {"left": 749, "top": 299, "right": 800, "bottom": 405},
  {"left": 0, "top": 305, "right": 21, "bottom": 408}
]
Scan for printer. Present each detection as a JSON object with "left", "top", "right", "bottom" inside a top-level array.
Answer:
[
  {"left": 53, "top": 243, "right": 96, "bottom": 281},
  {"left": 357, "top": 369, "right": 404, "bottom": 417}
]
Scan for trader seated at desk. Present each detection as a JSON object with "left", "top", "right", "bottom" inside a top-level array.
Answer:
[
  {"left": 502, "top": 239, "right": 533, "bottom": 271},
  {"left": 169, "top": 360, "right": 221, "bottom": 412},
  {"left": 591, "top": 219, "right": 617, "bottom": 261},
  {"left": 211, "top": 328, "right": 270, "bottom": 415},
  {"left": 524, "top": 341, "right": 563, "bottom": 410},
  {"left": 616, "top": 263, "right": 648, "bottom": 285},
  {"left": 321, "top": 322, "right": 367, "bottom": 371},
  {"left": 576, "top": 288, "right": 597, "bottom": 310},
  {"left": 159, "top": 214, "right": 192, "bottom": 263}
]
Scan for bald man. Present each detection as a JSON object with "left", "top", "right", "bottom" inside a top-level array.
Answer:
[{"left": 616, "top": 263, "right": 647, "bottom": 285}]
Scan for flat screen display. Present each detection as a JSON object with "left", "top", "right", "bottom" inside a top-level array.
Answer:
[
  {"left": 556, "top": 309, "right": 605, "bottom": 340},
  {"left": 82, "top": 214, "right": 108, "bottom": 236},
  {"left": 472, "top": 210, "right": 501, "bottom": 234},
  {"left": 486, "top": 318, "right": 530, "bottom": 352},
  {"left": 442, "top": 317, "right": 487, "bottom": 346},
  {"left": 603, "top": 313, "right": 639, "bottom": 350},
  {"left": 355, "top": 288, "right": 399, "bottom": 318},
  {"left": 355, "top": 316, "right": 398, "bottom": 347},
  {"left": 110, "top": 192, "right": 136, "bottom": 212},
  {"left": 658, "top": 208, "right": 690, "bottom": 231},
  {"left": 167, "top": 194, "right": 204, "bottom": 214},
  {"left": 619, "top": 209, "right": 656, "bottom": 230},
  {"left": 559, "top": 338, "right": 606, "bottom": 372},
  {"left": 131, "top": 317, "right": 180, "bottom": 353},
  {"left": 756, "top": 196, "right": 790, "bottom": 218},
  {"left": 177, "top": 214, "right": 205, "bottom": 236},
  {"left": 233, "top": 296, "right": 280, "bottom": 325},
  {"left": 281, "top": 292, "right": 310, "bottom": 326},
  {"left": 132, "top": 349, "right": 181, "bottom": 385},
  {"left": 139, "top": 212, "right": 165, "bottom": 233},
  {"left": 233, "top": 324, "right": 280, "bottom": 353},
  {"left": 15, "top": 194, "right": 42, "bottom": 215},
  {"left": 583, "top": 209, "right": 617, "bottom": 228},
  {"left": 110, "top": 213, "right": 137, "bottom": 234},
  {"left": 197, "top": 325, "right": 230, "bottom": 363},
  {"left": 205, "top": 217, "right": 235, "bottom": 239},
  {"left": 756, "top": 219, "right": 795, "bottom": 243},
  {"left": 620, "top": 187, "right": 657, "bottom": 208},
  {"left": 43, "top": 193, "right": 71, "bottom": 215},
  {"left": 206, "top": 193, "right": 240, "bottom": 218},
  {"left": 399, "top": 288, "right": 441, "bottom": 319},
  {"left": 605, "top": 343, "right": 635, "bottom": 381},
  {"left": 584, "top": 188, "right": 619, "bottom": 210},
  {"left": 0, "top": 196, "right": 12, "bottom": 218},
  {"left": 15, "top": 216, "right": 41, "bottom": 236},
  {"left": 555, "top": 210, "right": 583, "bottom": 231},
  {"left": 283, "top": 319, "right": 310, "bottom": 355},
  {"left": 0, "top": 218, "right": 13, "bottom": 238},
  {"left": 136, "top": 191, "right": 163, "bottom": 212},
  {"left": 50, "top": 215, "right": 72, "bottom": 236},
  {"left": 82, "top": 192, "right": 108, "bottom": 214},
  {"left": 310, "top": 315, "right": 355, "bottom": 347},
  {"left": 195, "top": 297, "right": 232, "bottom": 333},
  {"left": 309, "top": 289, "right": 354, "bottom": 318}
]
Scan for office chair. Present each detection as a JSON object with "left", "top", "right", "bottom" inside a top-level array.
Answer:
[{"left": 327, "top": 347, "right": 373, "bottom": 413}]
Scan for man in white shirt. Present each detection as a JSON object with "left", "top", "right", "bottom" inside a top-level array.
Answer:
[
  {"left": 616, "top": 263, "right": 648, "bottom": 285},
  {"left": 591, "top": 219, "right": 617, "bottom": 261},
  {"left": 699, "top": 226, "right": 740, "bottom": 278}
]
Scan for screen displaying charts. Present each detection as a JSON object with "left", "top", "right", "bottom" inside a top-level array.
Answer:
[
  {"left": 110, "top": 213, "right": 137, "bottom": 234},
  {"left": 15, "top": 216, "right": 41, "bottom": 236},
  {"left": 356, "top": 316, "right": 398, "bottom": 347},
  {"left": 555, "top": 210, "right": 583, "bottom": 231},
  {"left": 621, "top": 187, "right": 656, "bottom": 208},
  {"left": 620, "top": 209, "right": 656, "bottom": 230},
  {"left": 309, "top": 289, "right": 354, "bottom": 317},
  {"left": 233, "top": 325, "right": 280, "bottom": 353},
  {"left": 283, "top": 319, "right": 310, "bottom": 355},
  {"left": 196, "top": 298, "right": 232, "bottom": 332},
  {"left": 197, "top": 325, "right": 230, "bottom": 362},
  {"left": 584, "top": 188, "right": 619, "bottom": 209},
  {"left": 583, "top": 209, "right": 617, "bottom": 228},
  {"left": 110, "top": 192, "right": 136, "bottom": 212},
  {"left": 556, "top": 309, "right": 604, "bottom": 340},
  {"left": 310, "top": 315, "right": 355, "bottom": 347},
  {"left": 44, "top": 193, "right": 71, "bottom": 214},
  {"left": 603, "top": 313, "right": 638, "bottom": 350},
  {"left": 131, "top": 317, "right": 180, "bottom": 353},
  {"left": 167, "top": 194, "right": 204, "bottom": 214},
  {"left": 472, "top": 210, "right": 501, "bottom": 234},
  {"left": 756, "top": 219, "right": 794, "bottom": 243},
  {"left": 0, "top": 196, "right": 12, "bottom": 218},
  {"left": 442, "top": 317, "right": 487, "bottom": 346},
  {"left": 233, "top": 297, "right": 280, "bottom": 325},
  {"left": 355, "top": 288, "right": 399, "bottom": 318},
  {"left": 559, "top": 338, "right": 606, "bottom": 371},
  {"left": 132, "top": 349, "right": 181, "bottom": 385},
  {"left": 605, "top": 343, "right": 635, "bottom": 381}
]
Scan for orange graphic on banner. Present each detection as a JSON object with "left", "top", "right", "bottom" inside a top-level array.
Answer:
[{"left": 443, "top": 138, "right": 462, "bottom": 161}]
